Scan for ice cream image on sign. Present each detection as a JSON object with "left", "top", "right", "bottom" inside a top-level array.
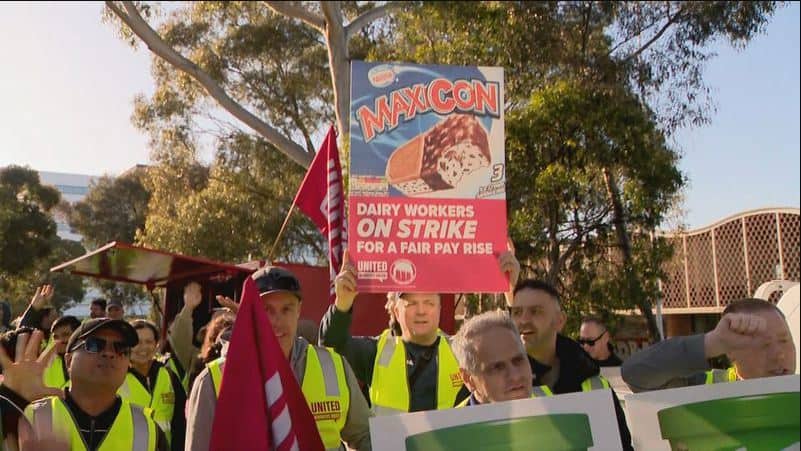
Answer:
[{"left": 386, "top": 114, "right": 490, "bottom": 196}]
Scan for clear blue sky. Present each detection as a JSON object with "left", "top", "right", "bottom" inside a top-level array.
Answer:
[{"left": 0, "top": 2, "right": 798, "bottom": 229}]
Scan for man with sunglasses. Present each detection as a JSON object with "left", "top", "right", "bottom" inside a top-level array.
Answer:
[
  {"left": 508, "top": 279, "right": 633, "bottom": 450},
  {"left": 579, "top": 317, "right": 622, "bottom": 367},
  {"left": 186, "top": 266, "right": 371, "bottom": 451},
  {"left": 20, "top": 318, "right": 168, "bottom": 451}
]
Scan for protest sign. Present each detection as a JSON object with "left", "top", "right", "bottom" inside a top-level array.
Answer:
[
  {"left": 625, "top": 374, "right": 800, "bottom": 450},
  {"left": 349, "top": 61, "right": 508, "bottom": 293},
  {"left": 369, "top": 389, "right": 622, "bottom": 451}
]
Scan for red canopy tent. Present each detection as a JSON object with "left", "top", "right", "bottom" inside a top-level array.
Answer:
[{"left": 50, "top": 242, "right": 455, "bottom": 338}]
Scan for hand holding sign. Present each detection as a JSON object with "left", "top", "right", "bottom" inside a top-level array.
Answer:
[
  {"left": 335, "top": 251, "right": 358, "bottom": 312},
  {"left": 499, "top": 239, "right": 520, "bottom": 305}
]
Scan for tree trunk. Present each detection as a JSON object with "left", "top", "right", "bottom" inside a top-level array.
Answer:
[
  {"left": 321, "top": 2, "right": 351, "bottom": 139},
  {"left": 602, "top": 166, "right": 661, "bottom": 342}
]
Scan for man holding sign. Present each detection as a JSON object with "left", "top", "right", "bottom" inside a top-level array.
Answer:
[{"left": 320, "top": 251, "right": 520, "bottom": 415}]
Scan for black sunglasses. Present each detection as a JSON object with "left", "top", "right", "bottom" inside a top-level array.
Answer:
[
  {"left": 73, "top": 336, "right": 131, "bottom": 357},
  {"left": 577, "top": 330, "right": 606, "bottom": 347}
]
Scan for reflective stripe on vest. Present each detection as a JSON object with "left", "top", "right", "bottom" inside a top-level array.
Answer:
[
  {"left": 370, "top": 329, "right": 463, "bottom": 415},
  {"left": 209, "top": 357, "right": 224, "bottom": 396},
  {"left": 42, "top": 354, "right": 69, "bottom": 389},
  {"left": 207, "top": 347, "right": 350, "bottom": 450},
  {"left": 580, "top": 375, "right": 610, "bottom": 392},
  {"left": 24, "top": 396, "right": 157, "bottom": 451},
  {"left": 302, "top": 346, "right": 350, "bottom": 450},
  {"left": 118, "top": 366, "right": 176, "bottom": 444},
  {"left": 532, "top": 385, "right": 553, "bottom": 397},
  {"left": 705, "top": 367, "right": 737, "bottom": 384}
]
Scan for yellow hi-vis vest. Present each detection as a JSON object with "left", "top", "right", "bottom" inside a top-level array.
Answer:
[
  {"left": 164, "top": 355, "right": 190, "bottom": 393},
  {"left": 455, "top": 376, "right": 608, "bottom": 407},
  {"left": 117, "top": 365, "right": 176, "bottom": 445},
  {"left": 369, "top": 329, "right": 463, "bottom": 415},
  {"left": 42, "top": 353, "right": 69, "bottom": 389},
  {"left": 705, "top": 367, "right": 738, "bottom": 384},
  {"left": 23, "top": 396, "right": 157, "bottom": 451},
  {"left": 207, "top": 345, "right": 350, "bottom": 450}
]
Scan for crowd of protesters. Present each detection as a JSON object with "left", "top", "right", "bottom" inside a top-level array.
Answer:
[{"left": 0, "top": 248, "right": 795, "bottom": 450}]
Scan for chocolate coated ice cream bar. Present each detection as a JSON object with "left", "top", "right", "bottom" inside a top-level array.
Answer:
[{"left": 386, "top": 114, "right": 490, "bottom": 196}]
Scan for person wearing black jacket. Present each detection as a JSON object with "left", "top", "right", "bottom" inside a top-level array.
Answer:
[
  {"left": 579, "top": 316, "right": 623, "bottom": 367},
  {"left": 19, "top": 318, "right": 168, "bottom": 451},
  {"left": 120, "top": 320, "right": 186, "bottom": 451},
  {"left": 509, "top": 279, "right": 633, "bottom": 450}
]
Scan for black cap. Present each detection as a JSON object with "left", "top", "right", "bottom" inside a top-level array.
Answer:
[
  {"left": 107, "top": 299, "right": 123, "bottom": 309},
  {"left": 66, "top": 318, "right": 138, "bottom": 353},
  {"left": 251, "top": 266, "right": 302, "bottom": 301}
]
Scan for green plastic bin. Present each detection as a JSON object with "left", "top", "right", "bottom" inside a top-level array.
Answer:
[
  {"left": 404, "top": 413, "right": 593, "bottom": 451},
  {"left": 657, "top": 392, "right": 800, "bottom": 451}
]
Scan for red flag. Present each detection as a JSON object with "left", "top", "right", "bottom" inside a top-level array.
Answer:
[
  {"left": 292, "top": 126, "right": 347, "bottom": 304},
  {"left": 210, "top": 277, "right": 324, "bottom": 451}
]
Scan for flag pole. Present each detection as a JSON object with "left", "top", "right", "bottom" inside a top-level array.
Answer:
[{"left": 268, "top": 203, "right": 296, "bottom": 261}]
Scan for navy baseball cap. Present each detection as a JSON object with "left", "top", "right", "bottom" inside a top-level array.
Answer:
[
  {"left": 66, "top": 318, "right": 138, "bottom": 353},
  {"left": 251, "top": 266, "right": 302, "bottom": 301}
]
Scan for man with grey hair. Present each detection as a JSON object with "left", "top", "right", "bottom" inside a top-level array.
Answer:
[{"left": 452, "top": 310, "right": 534, "bottom": 406}]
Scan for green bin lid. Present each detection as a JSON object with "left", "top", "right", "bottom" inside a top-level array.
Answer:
[
  {"left": 658, "top": 392, "right": 800, "bottom": 440},
  {"left": 405, "top": 413, "right": 593, "bottom": 451}
]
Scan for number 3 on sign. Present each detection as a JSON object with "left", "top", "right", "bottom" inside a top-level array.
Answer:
[{"left": 490, "top": 163, "right": 505, "bottom": 182}]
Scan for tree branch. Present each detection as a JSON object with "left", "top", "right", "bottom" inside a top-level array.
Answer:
[
  {"left": 107, "top": 1, "right": 313, "bottom": 168},
  {"left": 345, "top": 3, "right": 398, "bottom": 41},
  {"left": 264, "top": 1, "right": 325, "bottom": 33},
  {"left": 622, "top": 3, "right": 686, "bottom": 63}
]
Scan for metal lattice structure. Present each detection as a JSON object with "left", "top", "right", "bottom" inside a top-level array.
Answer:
[{"left": 659, "top": 208, "right": 800, "bottom": 313}]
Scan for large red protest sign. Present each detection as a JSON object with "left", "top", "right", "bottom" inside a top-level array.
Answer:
[{"left": 349, "top": 61, "right": 507, "bottom": 293}]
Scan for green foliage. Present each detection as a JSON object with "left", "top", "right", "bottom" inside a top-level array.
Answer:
[
  {"left": 103, "top": 1, "right": 778, "bottom": 338},
  {"left": 3, "top": 236, "right": 87, "bottom": 314},
  {"left": 0, "top": 166, "right": 60, "bottom": 277},
  {"left": 66, "top": 169, "right": 151, "bottom": 249},
  {"left": 139, "top": 132, "right": 324, "bottom": 264}
]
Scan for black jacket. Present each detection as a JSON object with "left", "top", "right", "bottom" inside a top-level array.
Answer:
[{"left": 529, "top": 334, "right": 633, "bottom": 450}]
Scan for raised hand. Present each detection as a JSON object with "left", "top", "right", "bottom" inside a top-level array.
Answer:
[
  {"left": 29, "top": 285, "right": 54, "bottom": 310},
  {"left": 334, "top": 251, "right": 358, "bottom": 312},
  {"left": 183, "top": 281, "right": 203, "bottom": 311},
  {"left": 499, "top": 239, "right": 520, "bottom": 304},
  {"left": 0, "top": 330, "right": 64, "bottom": 402},
  {"left": 704, "top": 313, "right": 768, "bottom": 358},
  {"left": 215, "top": 295, "right": 239, "bottom": 314}
]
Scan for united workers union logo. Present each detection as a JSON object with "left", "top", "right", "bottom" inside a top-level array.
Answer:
[{"left": 390, "top": 259, "right": 417, "bottom": 285}]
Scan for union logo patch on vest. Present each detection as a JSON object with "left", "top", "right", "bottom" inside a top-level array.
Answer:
[
  {"left": 161, "top": 392, "right": 175, "bottom": 404},
  {"left": 309, "top": 400, "right": 342, "bottom": 422},
  {"left": 449, "top": 372, "right": 463, "bottom": 388}
]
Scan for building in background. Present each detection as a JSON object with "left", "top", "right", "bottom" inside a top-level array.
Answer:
[
  {"left": 37, "top": 169, "right": 152, "bottom": 318},
  {"left": 37, "top": 170, "right": 97, "bottom": 241},
  {"left": 658, "top": 207, "right": 800, "bottom": 335}
]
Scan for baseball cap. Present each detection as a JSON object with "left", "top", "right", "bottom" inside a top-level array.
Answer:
[
  {"left": 107, "top": 299, "right": 124, "bottom": 309},
  {"left": 66, "top": 318, "right": 138, "bottom": 353},
  {"left": 251, "top": 266, "right": 302, "bottom": 301}
]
